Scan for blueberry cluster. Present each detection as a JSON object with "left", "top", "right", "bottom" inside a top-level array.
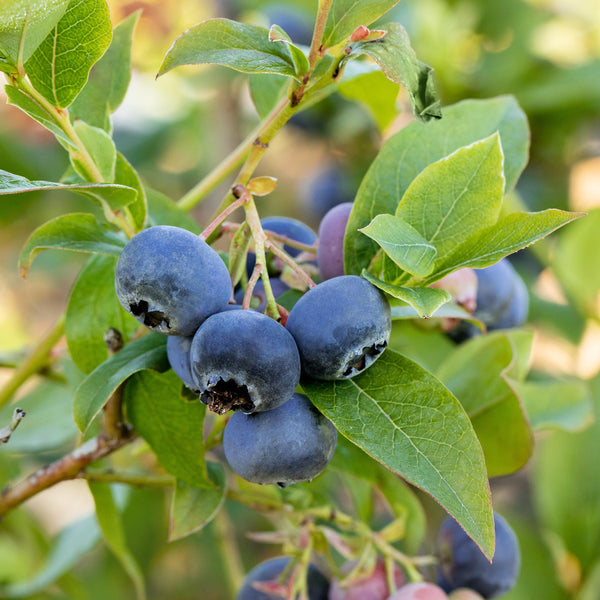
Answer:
[{"left": 115, "top": 211, "right": 392, "bottom": 487}]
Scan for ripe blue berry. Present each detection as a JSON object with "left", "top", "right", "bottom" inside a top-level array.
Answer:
[
  {"left": 190, "top": 310, "right": 301, "bottom": 414},
  {"left": 285, "top": 275, "right": 391, "bottom": 380},
  {"left": 474, "top": 259, "right": 528, "bottom": 331},
  {"left": 223, "top": 393, "right": 337, "bottom": 487},
  {"left": 236, "top": 556, "right": 329, "bottom": 600},
  {"left": 166, "top": 335, "right": 197, "bottom": 392},
  {"left": 114, "top": 226, "right": 231, "bottom": 336},
  {"left": 436, "top": 513, "right": 520, "bottom": 598}
]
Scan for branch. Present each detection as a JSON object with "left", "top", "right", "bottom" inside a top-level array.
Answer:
[{"left": 0, "top": 430, "right": 136, "bottom": 519}]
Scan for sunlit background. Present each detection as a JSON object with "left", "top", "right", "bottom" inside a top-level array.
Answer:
[{"left": 1, "top": 0, "right": 600, "bottom": 598}]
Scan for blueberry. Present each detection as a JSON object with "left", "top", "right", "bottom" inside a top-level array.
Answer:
[
  {"left": 386, "top": 582, "right": 449, "bottom": 599},
  {"left": 166, "top": 335, "right": 198, "bottom": 392},
  {"left": 447, "top": 259, "right": 529, "bottom": 343},
  {"left": 236, "top": 556, "right": 330, "bottom": 600},
  {"left": 473, "top": 259, "right": 528, "bottom": 331},
  {"left": 329, "top": 558, "right": 404, "bottom": 600},
  {"left": 261, "top": 216, "right": 317, "bottom": 259},
  {"left": 436, "top": 513, "right": 520, "bottom": 598},
  {"left": 317, "top": 202, "right": 353, "bottom": 281},
  {"left": 492, "top": 270, "right": 528, "bottom": 330},
  {"left": 234, "top": 278, "right": 290, "bottom": 311},
  {"left": 190, "top": 309, "right": 301, "bottom": 414},
  {"left": 223, "top": 393, "right": 337, "bottom": 487},
  {"left": 285, "top": 275, "right": 391, "bottom": 380},
  {"left": 114, "top": 226, "right": 231, "bottom": 336}
]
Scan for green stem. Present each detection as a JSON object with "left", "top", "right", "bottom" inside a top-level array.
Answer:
[
  {"left": 0, "top": 313, "right": 65, "bottom": 410},
  {"left": 244, "top": 195, "right": 280, "bottom": 319},
  {"left": 80, "top": 470, "right": 174, "bottom": 488},
  {"left": 15, "top": 78, "right": 104, "bottom": 184},
  {"left": 265, "top": 241, "right": 317, "bottom": 290},
  {"left": 291, "top": 0, "right": 335, "bottom": 106},
  {"left": 309, "top": 0, "right": 334, "bottom": 68},
  {"left": 12, "top": 77, "right": 136, "bottom": 237},
  {"left": 203, "top": 414, "right": 229, "bottom": 451},
  {"left": 178, "top": 95, "right": 294, "bottom": 212},
  {"left": 213, "top": 507, "right": 245, "bottom": 596}
]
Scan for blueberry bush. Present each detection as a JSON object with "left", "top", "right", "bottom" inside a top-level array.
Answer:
[{"left": 0, "top": 0, "right": 598, "bottom": 598}]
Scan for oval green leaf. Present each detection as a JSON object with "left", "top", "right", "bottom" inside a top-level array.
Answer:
[
  {"left": 345, "top": 96, "right": 530, "bottom": 276},
  {"left": 123, "top": 370, "right": 209, "bottom": 489},
  {"left": 73, "top": 333, "right": 169, "bottom": 433},
  {"left": 302, "top": 349, "right": 494, "bottom": 558},
  {"left": 25, "top": 0, "right": 113, "bottom": 108},
  {"left": 158, "top": 18, "right": 297, "bottom": 79},
  {"left": 18, "top": 213, "right": 127, "bottom": 277},
  {"left": 66, "top": 255, "right": 138, "bottom": 374}
]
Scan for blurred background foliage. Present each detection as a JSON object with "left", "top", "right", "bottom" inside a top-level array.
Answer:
[{"left": 1, "top": 0, "right": 600, "bottom": 598}]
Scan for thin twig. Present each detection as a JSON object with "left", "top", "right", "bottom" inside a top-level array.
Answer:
[
  {"left": 0, "top": 430, "right": 136, "bottom": 519},
  {"left": 0, "top": 408, "right": 26, "bottom": 445},
  {"left": 265, "top": 241, "right": 317, "bottom": 290}
]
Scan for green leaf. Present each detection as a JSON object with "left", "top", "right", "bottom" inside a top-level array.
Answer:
[
  {"left": 362, "top": 270, "right": 450, "bottom": 318},
  {"left": 554, "top": 208, "right": 600, "bottom": 317},
  {"left": 115, "top": 152, "right": 147, "bottom": 232},
  {"left": 346, "top": 23, "right": 441, "bottom": 122},
  {"left": 431, "top": 209, "right": 583, "bottom": 284},
  {"left": 0, "top": 514, "right": 100, "bottom": 598},
  {"left": 323, "top": 0, "right": 400, "bottom": 48},
  {"left": 345, "top": 96, "right": 530, "bottom": 276},
  {"left": 169, "top": 463, "right": 226, "bottom": 541},
  {"left": 337, "top": 68, "right": 399, "bottom": 131},
  {"left": 73, "top": 333, "right": 168, "bottom": 433},
  {"left": 18, "top": 213, "right": 126, "bottom": 277},
  {"left": 89, "top": 483, "right": 146, "bottom": 600},
  {"left": 249, "top": 73, "right": 288, "bottom": 119},
  {"left": 359, "top": 214, "right": 437, "bottom": 277},
  {"left": 4, "top": 85, "right": 75, "bottom": 148},
  {"left": 437, "top": 331, "right": 534, "bottom": 477},
  {"left": 25, "top": 0, "right": 112, "bottom": 109},
  {"left": 0, "top": 381, "right": 78, "bottom": 453},
  {"left": 0, "top": 169, "right": 137, "bottom": 216},
  {"left": 124, "top": 370, "right": 209, "bottom": 488},
  {"left": 70, "top": 121, "right": 117, "bottom": 182},
  {"left": 0, "top": 0, "right": 69, "bottom": 64},
  {"left": 397, "top": 133, "right": 505, "bottom": 260},
  {"left": 70, "top": 11, "right": 139, "bottom": 131},
  {"left": 389, "top": 299, "right": 483, "bottom": 329},
  {"left": 268, "top": 24, "right": 309, "bottom": 76},
  {"left": 66, "top": 255, "right": 139, "bottom": 374},
  {"left": 146, "top": 189, "right": 202, "bottom": 233},
  {"left": 302, "top": 349, "right": 494, "bottom": 559},
  {"left": 518, "top": 380, "right": 593, "bottom": 432},
  {"left": 158, "top": 18, "right": 297, "bottom": 79}
]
